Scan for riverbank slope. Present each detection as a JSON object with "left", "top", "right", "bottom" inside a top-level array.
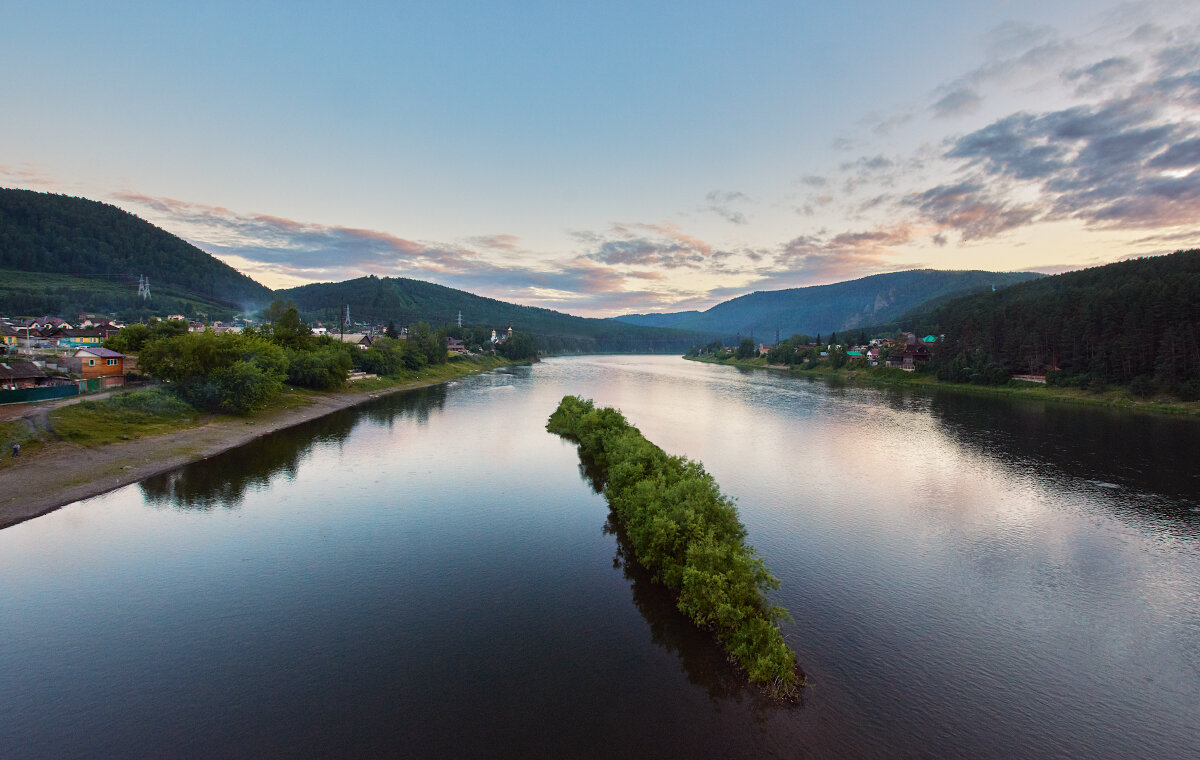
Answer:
[{"left": 0, "top": 358, "right": 516, "bottom": 529}]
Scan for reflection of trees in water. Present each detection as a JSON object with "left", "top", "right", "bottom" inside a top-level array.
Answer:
[
  {"left": 918, "top": 389, "right": 1200, "bottom": 523},
  {"left": 576, "top": 451, "right": 801, "bottom": 715},
  {"left": 140, "top": 385, "right": 449, "bottom": 511},
  {"left": 358, "top": 383, "right": 447, "bottom": 429},
  {"left": 603, "top": 513, "right": 747, "bottom": 704}
]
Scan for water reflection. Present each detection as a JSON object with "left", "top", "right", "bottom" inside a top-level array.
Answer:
[
  {"left": 139, "top": 384, "right": 450, "bottom": 510},
  {"left": 605, "top": 514, "right": 750, "bottom": 704},
  {"left": 918, "top": 387, "right": 1200, "bottom": 521},
  {"left": 572, "top": 441, "right": 797, "bottom": 712}
]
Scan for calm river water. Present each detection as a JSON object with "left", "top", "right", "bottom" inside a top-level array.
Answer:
[{"left": 2, "top": 356, "right": 1198, "bottom": 758}]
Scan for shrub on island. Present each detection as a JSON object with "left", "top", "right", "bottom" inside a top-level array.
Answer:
[{"left": 547, "top": 395, "right": 800, "bottom": 699}]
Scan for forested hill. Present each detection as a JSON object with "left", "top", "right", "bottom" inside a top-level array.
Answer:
[
  {"left": 915, "top": 249, "right": 1200, "bottom": 390},
  {"left": 279, "top": 275, "right": 722, "bottom": 353},
  {"left": 0, "top": 188, "right": 274, "bottom": 317},
  {"left": 614, "top": 269, "right": 1043, "bottom": 338}
]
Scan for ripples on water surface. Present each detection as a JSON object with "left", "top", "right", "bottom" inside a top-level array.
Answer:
[{"left": 1, "top": 356, "right": 1197, "bottom": 758}]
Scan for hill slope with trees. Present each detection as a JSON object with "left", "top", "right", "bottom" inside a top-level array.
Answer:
[
  {"left": 0, "top": 188, "right": 274, "bottom": 318},
  {"left": 614, "top": 269, "right": 1043, "bottom": 338},
  {"left": 279, "top": 275, "right": 722, "bottom": 353},
  {"left": 913, "top": 250, "right": 1200, "bottom": 395}
]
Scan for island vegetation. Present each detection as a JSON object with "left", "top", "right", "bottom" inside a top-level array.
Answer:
[{"left": 547, "top": 395, "right": 801, "bottom": 699}]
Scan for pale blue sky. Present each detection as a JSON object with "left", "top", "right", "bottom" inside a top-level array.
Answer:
[{"left": 3, "top": 1, "right": 1198, "bottom": 315}]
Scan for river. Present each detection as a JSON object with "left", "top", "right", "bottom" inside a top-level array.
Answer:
[{"left": 2, "top": 356, "right": 1198, "bottom": 758}]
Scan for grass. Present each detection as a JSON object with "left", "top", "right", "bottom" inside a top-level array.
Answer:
[
  {"left": 10, "top": 356, "right": 519, "bottom": 453},
  {"left": 49, "top": 387, "right": 203, "bottom": 445},
  {"left": 0, "top": 419, "right": 45, "bottom": 467}
]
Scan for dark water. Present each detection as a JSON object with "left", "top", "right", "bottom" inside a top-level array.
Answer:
[{"left": 2, "top": 356, "right": 1198, "bottom": 759}]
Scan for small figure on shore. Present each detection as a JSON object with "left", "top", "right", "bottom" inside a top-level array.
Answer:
[{"left": 11, "top": 443, "right": 19, "bottom": 458}]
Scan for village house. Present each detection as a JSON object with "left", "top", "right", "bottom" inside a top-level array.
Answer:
[
  {"left": 23, "top": 316, "right": 73, "bottom": 331},
  {"left": 0, "top": 359, "right": 48, "bottom": 390},
  {"left": 447, "top": 338, "right": 466, "bottom": 354},
  {"left": 339, "top": 333, "right": 375, "bottom": 350},
  {"left": 55, "top": 326, "right": 119, "bottom": 348},
  {"left": 67, "top": 347, "right": 126, "bottom": 391}
]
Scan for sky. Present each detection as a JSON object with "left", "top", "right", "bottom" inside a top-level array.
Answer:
[{"left": 2, "top": 0, "right": 1199, "bottom": 317}]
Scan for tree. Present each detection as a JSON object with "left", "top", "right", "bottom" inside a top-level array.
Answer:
[
  {"left": 261, "top": 298, "right": 312, "bottom": 350},
  {"left": 137, "top": 331, "right": 288, "bottom": 413},
  {"left": 385, "top": 320, "right": 399, "bottom": 339},
  {"left": 408, "top": 321, "right": 447, "bottom": 365},
  {"left": 736, "top": 337, "right": 756, "bottom": 359},
  {"left": 498, "top": 330, "right": 536, "bottom": 360}
]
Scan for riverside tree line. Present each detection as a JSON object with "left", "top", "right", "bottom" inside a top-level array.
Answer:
[
  {"left": 105, "top": 299, "right": 537, "bottom": 414},
  {"left": 689, "top": 250, "right": 1200, "bottom": 400}
]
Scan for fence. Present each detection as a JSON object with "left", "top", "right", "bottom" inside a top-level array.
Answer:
[{"left": 0, "top": 385, "right": 79, "bottom": 405}]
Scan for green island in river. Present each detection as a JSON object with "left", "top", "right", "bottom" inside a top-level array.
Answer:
[{"left": 547, "top": 395, "right": 802, "bottom": 700}]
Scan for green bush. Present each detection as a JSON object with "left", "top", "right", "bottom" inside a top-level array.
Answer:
[
  {"left": 285, "top": 345, "right": 353, "bottom": 389},
  {"left": 107, "top": 387, "right": 195, "bottom": 416},
  {"left": 547, "top": 395, "right": 800, "bottom": 698}
]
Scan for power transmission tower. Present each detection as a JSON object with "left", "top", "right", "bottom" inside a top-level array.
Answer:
[
  {"left": 457, "top": 310, "right": 462, "bottom": 328},
  {"left": 137, "top": 275, "right": 151, "bottom": 300}
]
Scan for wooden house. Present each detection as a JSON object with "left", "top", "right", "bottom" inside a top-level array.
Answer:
[{"left": 71, "top": 347, "right": 126, "bottom": 391}]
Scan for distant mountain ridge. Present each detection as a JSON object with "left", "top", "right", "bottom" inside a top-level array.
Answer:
[
  {"left": 614, "top": 269, "right": 1044, "bottom": 338},
  {"left": 0, "top": 188, "right": 719, "bottom": 352},
  {"left": 0, "top": 188, "right": 275, "bottom": 318},
  {"left": 279, "top": 275, "right": 722, "bottom": 353}
]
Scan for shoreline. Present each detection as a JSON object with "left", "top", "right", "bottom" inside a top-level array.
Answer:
[
  {"left": 684, "top": 355, "right": 1200, "bottom": 417},
  {"left": 0, "top": 363, "right": 510, "bottom": 530}
]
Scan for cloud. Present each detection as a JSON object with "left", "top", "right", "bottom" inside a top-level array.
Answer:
[
  {"left": 758, "top": 223, "right": 913, "bottom": 289},
  {"left": 903, "top": 182, "right": 1039, "bottom": 240},
  {"left": 936, "top": 56, "right": 1200, "bottom": 231},
  {"left": 579, "top": 222, "right": 728, "bottom": 269},
  {"left": 703, "top": 190, "right": 751, "bottom": 225},
  {"left": 114, "top": 191, "right": 489, "bottom": 277},
  {"left": 466, "top": 233, "right": 522, "bottom": 251},
  {"left": 931, "top": 85, "right": 983, "bottom": 118},
  {"left": 1063, "top": 57, "right": 1141, "bottom": 95},
  {"left": 1, "top": 164, "right": 62, "bottom": 188}
]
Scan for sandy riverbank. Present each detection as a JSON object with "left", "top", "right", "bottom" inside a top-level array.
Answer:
[{"left": 0, "top": 374, "right": 477, "bottom": 530}]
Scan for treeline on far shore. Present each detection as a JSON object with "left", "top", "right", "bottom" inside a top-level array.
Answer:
[
  {"left": 547, "top": 395, "right": 801, "bottom": 699},
  {"left": 688, "top": 250, "right": 1200, "bottom": 402},
  {"left": 103, "top": 300, "right": 536, "bottom": 415}
]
